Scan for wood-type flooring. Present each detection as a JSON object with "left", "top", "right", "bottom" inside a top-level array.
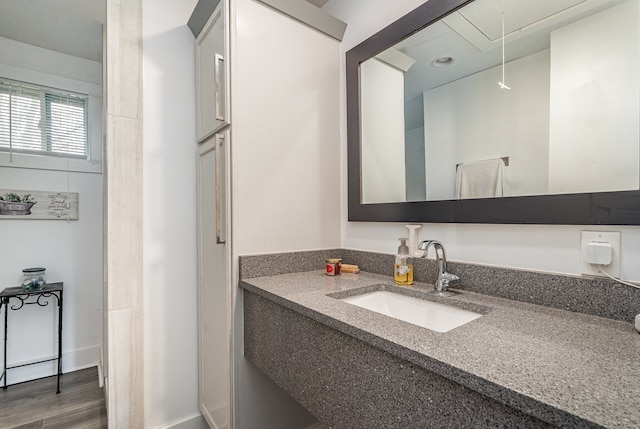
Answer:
[{"left": 0, "top": 367, "right": 106, "bottom": 429}]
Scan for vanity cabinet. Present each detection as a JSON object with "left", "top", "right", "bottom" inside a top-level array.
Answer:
[
  {"left": 195, "top": 2, "right": 231, "bottom": 428},
  {"left": 197, "top": 131, "right": 230, "bottom": 429},
  {"left": 243, "top": 290, "right": 553, "bottom": 429},
  {"left": 196, "top": 1, "right": 229, "bottom": 142},
  {"left": 241, "top": 267, "right": 640, "bottom": 429}
]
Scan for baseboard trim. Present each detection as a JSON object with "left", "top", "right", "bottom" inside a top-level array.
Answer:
[
  {"left": 158, "top": 413, "right": 209, "bottom": 429},
  {"left": 97, "top": 360, "right": 104, "bottom": 388},
  {"left": 2, "top": 345, "right": 101, "bottom": 386}
]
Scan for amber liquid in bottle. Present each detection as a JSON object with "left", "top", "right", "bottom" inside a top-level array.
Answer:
[{"left": 394, "top": 260, "right": 414, "bottom": 285}]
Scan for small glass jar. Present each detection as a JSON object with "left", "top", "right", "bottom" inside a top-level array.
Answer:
[
  {"left": 22, "top": 267, "right": 46, "bottom": 291},
  {"left": 325, "top": 258, "right": 342, "bottom": 276}
]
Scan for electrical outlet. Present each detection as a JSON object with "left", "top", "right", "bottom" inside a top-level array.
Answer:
[{"left": 580, "top": 231, "right": 621, "bottom": 278}]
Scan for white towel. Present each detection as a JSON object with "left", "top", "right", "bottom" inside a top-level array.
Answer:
[{"left": 455, "top": 159, "right": 504, "bottom": 199}]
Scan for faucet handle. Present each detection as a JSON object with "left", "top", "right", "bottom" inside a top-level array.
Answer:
[
  {"left": 442, "top": 272, "right": 459, "bottom": 281},
  {"left": 440, "top": 272, "right": 460, "bottom": 289}
]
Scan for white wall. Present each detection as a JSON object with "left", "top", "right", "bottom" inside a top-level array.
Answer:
[
  {"left": 142, "top": 0, "right": 205, "bottom": 428},
  {"left": 0, "top": 39, "right": 103, "bottom": 384},
  {"left": 361, "top": 58, "right": 406, "bottom": 203},
  {"left": 0, "top": 36, "right": 101, "bottom": 85},
  {"left": 0, "top": 169, "right": 103, "bottom": 383},
  {"left": 326, "top": 0, "right": 640, "bottom": 282},
  {"left": 424, "top": 50, "right": 550, "bottom": 200},
  {"left": 548, "top": 0, "right": 640, "bottom": 194},
  {"left": 231, "top": 0, "right": 341, "bottom": 428},
  {"left": 232, "top": 0, "right": 341, "bottom": 255},
  {"left": 405, "top": 125, "right": 426, "bottom": 201}
]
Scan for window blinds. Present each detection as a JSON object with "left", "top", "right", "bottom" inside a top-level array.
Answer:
[{"left": 0, "top": 79, "right": 88, "bottom": 159}]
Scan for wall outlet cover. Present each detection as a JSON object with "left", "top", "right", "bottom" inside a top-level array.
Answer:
[
  {"left": 580, "top": 231, "right": 621, "bottom": 278},
  {"left": 585, "top": 242, "right": 613, "bottom": 265}
]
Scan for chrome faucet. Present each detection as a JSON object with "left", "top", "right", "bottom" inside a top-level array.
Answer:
[{"left": 417, "top": 240, "right": 459, "bottom": 292}]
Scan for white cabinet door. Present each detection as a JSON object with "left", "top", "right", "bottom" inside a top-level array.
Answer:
[
  {"left": 196, "top": 3, "right": 229, "bottom": 142},
  {"left": 197, "top": 131, "right": 230, "bottom": 429}
]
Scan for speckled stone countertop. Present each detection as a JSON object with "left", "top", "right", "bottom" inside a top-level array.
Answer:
[{"left": 240, "top": 270, "right": 640, "bottom": 429}]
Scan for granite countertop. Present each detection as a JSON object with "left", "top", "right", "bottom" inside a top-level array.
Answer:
[{"left": 240, "top": 270, "right": 640, "bottom": 429}]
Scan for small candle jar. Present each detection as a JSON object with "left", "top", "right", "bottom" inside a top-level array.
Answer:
[
  {"left": 22, "top": 267, "right": 46, "bottom": 291},
  {"left": 325, "top": 258, "right": 342, "bottom": 276}
]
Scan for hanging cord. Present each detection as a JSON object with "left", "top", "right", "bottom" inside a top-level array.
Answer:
[
  {"left": 66, "top": 155, "right": 71, "bottom": 223},
  {"left": 596, "top": 265, "right": 640, "bottom": 290},
  {"left": 9, "top": 83, "right": 14, "bottom": 162},
  {"left": 498, "top": 10, "right": 510, "bottom": 90},
  {"left": 65, "top": 93, "right": 71, "bottom": 222}
]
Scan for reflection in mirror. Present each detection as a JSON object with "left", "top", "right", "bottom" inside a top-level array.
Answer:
[{"left": 360, "top": 0, "right": 639, "bottom": 204}]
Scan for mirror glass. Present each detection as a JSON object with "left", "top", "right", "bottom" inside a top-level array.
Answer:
[{"left": 360, "top": 0, "right": 640, "bottom": 204}]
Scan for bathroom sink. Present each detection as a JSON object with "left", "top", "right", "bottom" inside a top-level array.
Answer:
[{"left": 340, "top": 290, "right": 481, "bottom": 333}]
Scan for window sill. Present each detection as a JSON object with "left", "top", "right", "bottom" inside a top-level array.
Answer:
[{"left": 0, "top": 152, "right": 102, "bottom": 174}]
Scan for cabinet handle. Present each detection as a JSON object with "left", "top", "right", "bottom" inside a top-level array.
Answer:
[
  {"left": 214, "top": 53, "right": 225, "bottom": 122},
  {"left": 215, "top": 133, "right": 225, "bottom": 244}
]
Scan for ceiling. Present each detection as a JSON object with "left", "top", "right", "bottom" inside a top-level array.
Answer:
[
  {"left": 0, "top": 0, "right": 330, "bottom": 63},
  {"left": 390, "top": 0, "right": 628, "bottom": 102},
  {"left": 0, "top": 0, "right": 105, "bottom": 63}
]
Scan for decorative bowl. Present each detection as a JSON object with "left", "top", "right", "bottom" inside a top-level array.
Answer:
[{"left": 0, "top": 201, "right": 36, "bottom": 215}]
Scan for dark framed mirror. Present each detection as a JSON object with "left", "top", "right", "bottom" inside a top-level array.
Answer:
[{"left": 347, "top": 0, "right": 640, "bottom": 224}]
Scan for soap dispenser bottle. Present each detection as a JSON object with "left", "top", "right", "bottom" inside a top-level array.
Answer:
[{"left": 394, "top": 238, "right": 414, "bottom": 285}]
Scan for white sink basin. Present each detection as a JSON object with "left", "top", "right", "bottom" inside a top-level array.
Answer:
[{"left": 341, "top": 290, "right": 481, "bottom": 333}]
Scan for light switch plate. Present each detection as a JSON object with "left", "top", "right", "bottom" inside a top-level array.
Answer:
[{"left": 580, "top": 231, "right": 621, "bottom": 278}]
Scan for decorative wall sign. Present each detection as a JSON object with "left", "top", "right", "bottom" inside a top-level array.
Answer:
[{"left": 0, "top": 189, "right": 79, "bottom": 220}]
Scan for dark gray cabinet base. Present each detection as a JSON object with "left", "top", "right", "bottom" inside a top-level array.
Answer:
[{"left": 244, "top": 291, "right": 554, "bottom": 429}]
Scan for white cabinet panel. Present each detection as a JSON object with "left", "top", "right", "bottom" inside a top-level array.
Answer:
[
  {"left": 191, "top": 0, "right": 342, "bottom": 427},
  {"left": 196, "top": 3, "right": 229, "bottom": 142},
  {"left": 197, "top": 131, "right": 230, "bottom": 429}
]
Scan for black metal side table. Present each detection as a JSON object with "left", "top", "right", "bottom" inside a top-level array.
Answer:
[{"left": 0, "top": 283, "right": 63, "bottom": 393}]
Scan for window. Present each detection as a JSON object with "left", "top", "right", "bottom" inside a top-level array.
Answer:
[{"left": 0, "top": 79, "right": 89, "bottom": 159}]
